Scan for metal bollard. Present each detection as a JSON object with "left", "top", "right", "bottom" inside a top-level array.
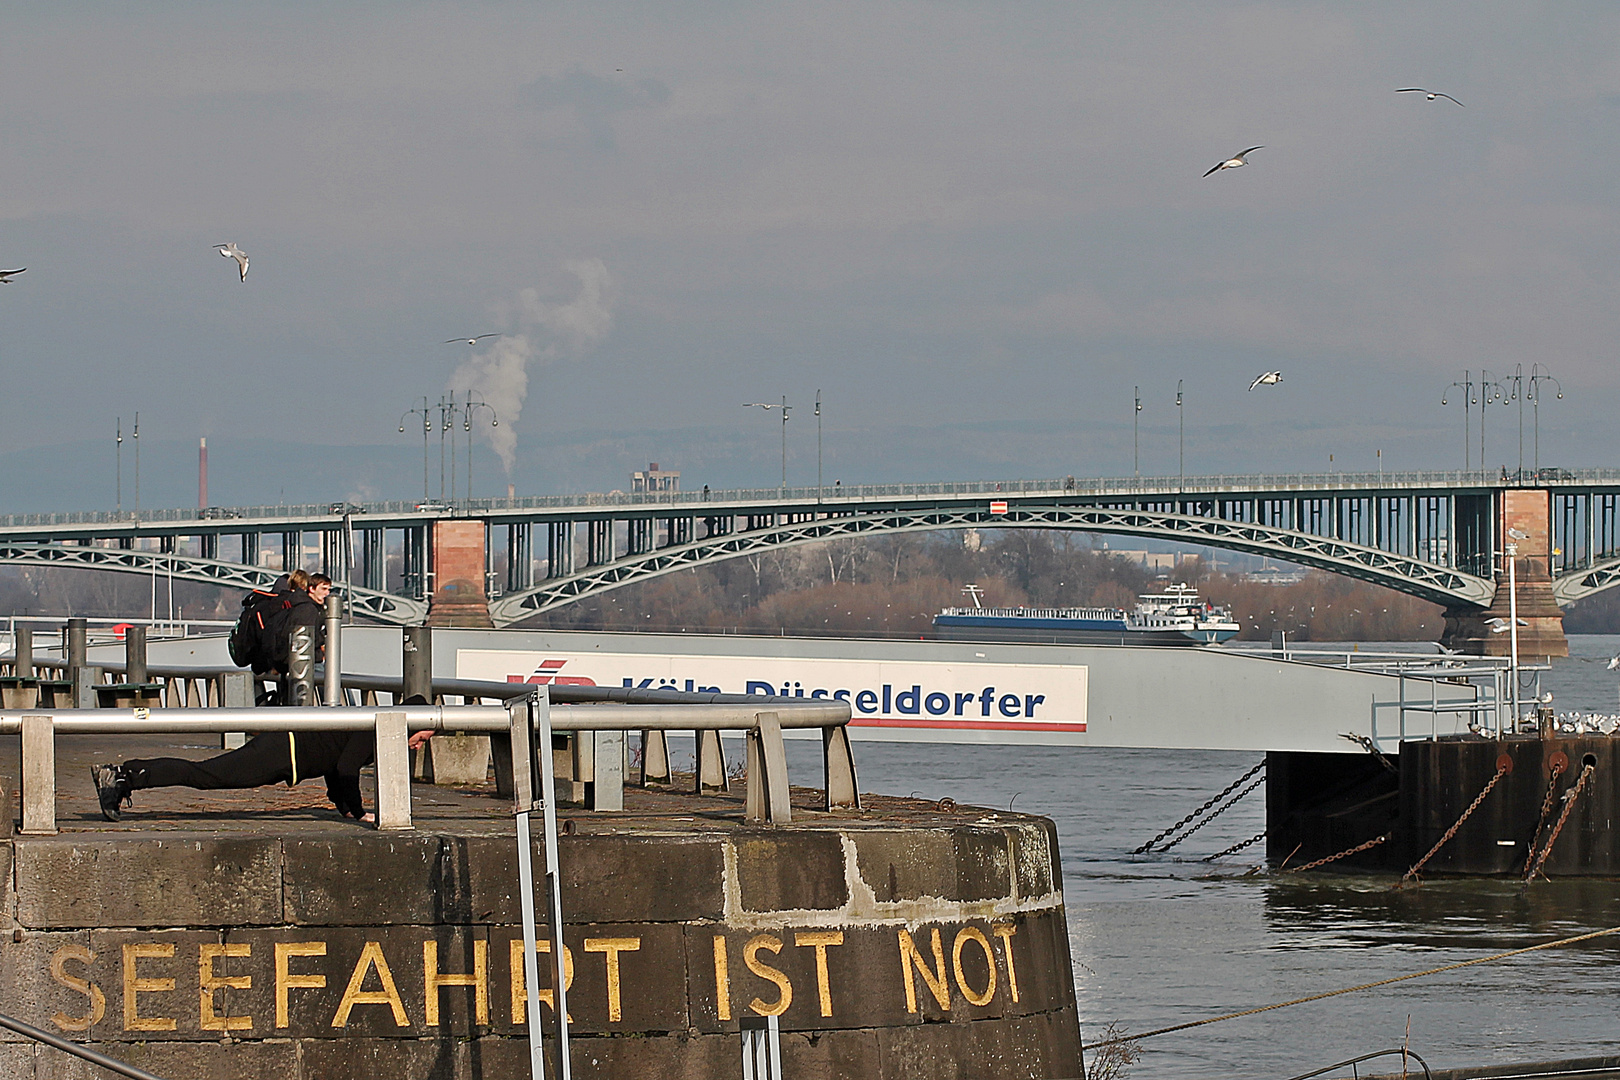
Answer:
[
  {"left": 14, "top": 626, "right": 30, "bottom": 679},
  {"left": 288, "top": 626, "right": 316, "bottom": 707},
  {"left": 402, "top": 625, "right": 431, "bottom": 704},
  {"left": 65, "top": 618, "right": 87, "bottom": 705},
  {"left": 125, "top": 625, "right": 147, "bottom": 686},
  {"left": 323, "top": 593, "right": 342, "bottom": 706},
  {"left": 741, "top": 1015, "right": 782, "bottom": 1080},
  {"left": 221, "top": 672, "right": 252, "bottom": 749}
]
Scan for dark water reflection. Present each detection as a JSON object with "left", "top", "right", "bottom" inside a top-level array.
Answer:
[{"left": 779, "top": 638, "right": 1620, "bottom": 1077}]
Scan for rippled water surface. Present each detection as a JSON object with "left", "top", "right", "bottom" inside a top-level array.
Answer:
[{"left": 808, "top": 635, "right": 1620, "bottom": 1078}]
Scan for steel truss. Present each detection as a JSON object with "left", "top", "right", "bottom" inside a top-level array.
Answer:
[
  {"left": 489, "top": 505, "right": 1496, "bottom": 625},
  {"left": 0, "top": 543, "right": 426, "bottom": 625},
  {"left": 1551, "top": 556, "right": 1620, "bottom": 605}
]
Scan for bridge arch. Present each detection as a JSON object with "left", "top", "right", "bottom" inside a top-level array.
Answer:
[
  {"left": 0, "top": 543, "right": 426, "bottom": 626},
  {"left": 488, "top": 504, "right": 1496, "bottom": 626}
]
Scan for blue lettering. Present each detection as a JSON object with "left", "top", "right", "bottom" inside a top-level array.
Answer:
[
  {"left": 1024, "top": 694, "right": 1045, "bottom": 717},
  {"left": 998, "top": 694, "right": 1021, "bottom": 718},
  {"left": 698, "top": 685, "right": 720, "bottom": 694},
  {"left": 882, "top": 684, "right": 892, "bottom": 712},
  {"left": 811, "top": 689, "right": 829, "bottom": 699},
  {"left": 746, "top": 681, "right": 777, "bottom": 696},
  {"left": 954, "top": 692, "right": 974, "bottom": 716},
  {"left": 925, "top": 692, "right": 950, "bottom": 716},
  {"left": 896, "top": 685, "right": 921, "bottom": 715},
  {"left": 979, "top": 687, "right": 996, "bottom": 717},
  {"left": 855, "top": 690, "right": 879, "bottom": 713},
  {"left": 834, "top": 689, "right": 851, "bottom": 702},
  {"left": 684, "top": 679, "right": 695, "bottom": 692}
]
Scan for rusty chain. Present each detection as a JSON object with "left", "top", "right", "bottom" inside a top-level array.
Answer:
[
  {"left": 1134, "top": 760, "right": 1265, "bottom": 854},
  {"left": 1283, "top": 832, "right": 1391, "bottom": 874},
  {"left": 1527, "top": 763, "right": 1596, "bottom": 881},
  {"left": 1399, "top": 761, "right": 1509, "bottom": 886},
  {"left": 1156, "top": 777, "right": 1266, "bottom": 853},
  {"left": 1521, "top": 760, "right": 1567, "bottom": 879},
  {"left": 1202, "top": 829, "right": 1267, "bottom": 862}
]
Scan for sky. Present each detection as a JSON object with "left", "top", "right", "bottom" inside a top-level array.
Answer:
[{"left": 4, "top": 3, "right": 1620, "bottom": 510}]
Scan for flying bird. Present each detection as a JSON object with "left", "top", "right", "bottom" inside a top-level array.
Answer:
[
  {"left": 0, "top": 268, "right": 25, "bottom": 284},
  {"left": 1204, "top": 146, "right": 1263, "bottom": 177},
  {"left": 1397, "top": 88, "right": 1464, "bottom": 106},
  {"left": 214, "top": 243, "right": 249, "bottom": 281},
  {"left": 1606, "top": 655, "right": 1620, "bottom": 671},
  {"left": 445, "top": 334, "right": 502, "bottom": 346},
  {"left": 1248, "top": 371, "right": 1283, "bottom": 391}
]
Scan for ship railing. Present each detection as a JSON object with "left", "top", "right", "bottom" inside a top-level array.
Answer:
[{"left": 0, "top": 687, "right": 857, "bottom": 836}]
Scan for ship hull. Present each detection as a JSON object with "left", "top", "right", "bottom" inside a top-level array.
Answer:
[{"left": 933, "top": 616, "right": 1237, "bottom": 647}]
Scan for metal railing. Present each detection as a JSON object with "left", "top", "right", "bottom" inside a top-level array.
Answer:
[
  {"left": 8, "top": 467, "right": 1620, "bottom": 529},
  {"left": 0, "top": 689, "right": 857, "bottom": 835}
]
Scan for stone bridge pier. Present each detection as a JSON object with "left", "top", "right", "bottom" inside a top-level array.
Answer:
[
  {"left": 425, "top": 519, "right": 495, "bottom": 628},
  {"left": 1443, "top": 489, "right": 1568, "bottom": 660}
]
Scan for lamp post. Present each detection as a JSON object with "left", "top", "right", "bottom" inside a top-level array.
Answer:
[
  {"left": 132, "top": 412, "right": 140, "bottom": 522},
  {"left": 398, "top": 398, "right": 433, "bottom": 501},
  {"left": 1133, "top": 386, "right": 1141, "bottom": 478},
  {"left": 461, "top": 393, "right": 498, "bottom": 504},
  {"left": 1175, "top": 380, "right": 1184, "bottom": 491},
  {"left": 116, "top": 417, "right": 123, "bottom": 517},
  {"left": 1442, "top": 371, "right": 1475, "bottom": 471},
  {"left": 815, "top": 389, "right": 823, "bottom": 500},
  {"left": 742, "top": 398, "right": 790, "bottom": 490},
  {"left": 1477, "top": 371, "right": 1508, "bottom": 474},
  {"left": 1528, "top": 365, "right": 1562, "bottom": 474}
]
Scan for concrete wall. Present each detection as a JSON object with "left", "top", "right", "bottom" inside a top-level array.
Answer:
[{"left": 0, "top": 818, "right": 1082, "bottom": 1079}]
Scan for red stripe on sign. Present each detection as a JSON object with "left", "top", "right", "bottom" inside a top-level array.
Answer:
[{"left": 850, "top": 717, "right": 1086, "bottom": 732}]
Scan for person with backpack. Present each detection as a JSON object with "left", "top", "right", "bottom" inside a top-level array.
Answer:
[
  {"left": 89, "top": 695, "right": 435, "bottom": 825},
  {"left": 229, "top": 571, "right": 330, "bottom": 703}
]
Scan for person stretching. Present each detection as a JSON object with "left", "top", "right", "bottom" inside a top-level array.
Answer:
[{"left": 90, "top": 697, "right": 433, "bottom": 824}]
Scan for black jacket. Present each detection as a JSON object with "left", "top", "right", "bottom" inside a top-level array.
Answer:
[
  {"left": 278, "top": 591, "right": 327, "bottom": 666},
  {"left": 289, "top": 731, "right": 373, "bottom": 818}
]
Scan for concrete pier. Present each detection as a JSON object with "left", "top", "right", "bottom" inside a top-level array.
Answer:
[{"left": 0, "top": 734, "right": 1082, "bottom": 1078}]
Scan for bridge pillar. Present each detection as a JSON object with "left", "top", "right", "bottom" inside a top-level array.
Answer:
[
  {"left": 1442, "top": 489, "right": 1568, "bottom": 659},
  {"left": 425, "top": 519, "right": 494, "bottom": 627}
]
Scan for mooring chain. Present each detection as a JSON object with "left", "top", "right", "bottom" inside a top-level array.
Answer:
[
  {"left": 1202, "top": 830, "right": 1267, "bottom": 862},
  {"left": 1521, "top": 760, "right": 1567, "bottom": 879},
  {"left": 1527, "top": 763, "right": 1596, "bottom": 881},
  {"left": 1156, "top": 777, "right": 1265, "bottom": 853},
  {"left": 1283, "top": 832, "right": 1390, "bottom": 874},
  {"left": 1134, "top": 760, "right": 1266, "bottom": 855},
  {"left": 1399, "top": 761, "right": 1509, "bottom": 886}
]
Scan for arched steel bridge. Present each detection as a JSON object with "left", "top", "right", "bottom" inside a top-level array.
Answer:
[{"left": 5, "top": 469, "right": 1620, "bottom": 625}]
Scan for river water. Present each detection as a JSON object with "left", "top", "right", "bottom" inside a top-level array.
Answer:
[{"left": 835, "top": 634, "right": 1620, "bottom": 1078}]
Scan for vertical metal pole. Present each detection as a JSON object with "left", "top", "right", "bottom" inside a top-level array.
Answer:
[
  {"left": 511, "top": 699, "right": 547, "bottom": 1080},
  {"left": 288, "top": 626, "right": 316, "bottom": 707},
  {"left": 780, "top": 395, "right": 788, "bottom": 491},
  {"left": 815, "top": 390, "right": 822, "bottom": 501},
  {"left": 1508, "top": 542, "right": 1520, "bottom": 731},
  {"left": 536, "top": 690, "right": 571, "bottom": 1079},
  {"left": 1133, "top": 386, "right": 1141, "bottom": 478},
  {"left": 133, "top": 411, "right": 140, "bottom": 520},
  {"left": 324, "top": 594, "right": 342, "bottom": 705},
  {"left": 374, "top": 711, "right": 412, "bottom": 830},
  {"left": 66, "top": 619, "right": 87, "bottom": 706},
  {"left": 20, "top": 714, "right": 55, "bottom": 835},
  {"left": 1176, "top": 380, "right": 1184, "bottom": 490},
  {"left": 125, "top": 625, "right": 147, "bottom": 686},
  {"left": 403, "top": 625, "right": 432, "bottom": 703},
  {"left": 116, "top": 417, "right": 122, "bottom": 516}
]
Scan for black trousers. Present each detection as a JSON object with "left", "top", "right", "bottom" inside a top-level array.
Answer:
[{"left": 125, "top": 733, "right": 295, "bottom": 791}]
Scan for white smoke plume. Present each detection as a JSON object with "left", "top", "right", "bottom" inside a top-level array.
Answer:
[{"left": 449, "top": 259, "right": 616, "bottom": 474}]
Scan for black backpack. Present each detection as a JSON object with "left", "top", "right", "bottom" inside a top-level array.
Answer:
[{"left": 228, "top": 588, "right": 292, "bottom": 671}]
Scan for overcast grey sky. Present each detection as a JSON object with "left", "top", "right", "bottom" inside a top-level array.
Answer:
[{"left": 3, "top": 3, "right": 1620, "bottom": 507}]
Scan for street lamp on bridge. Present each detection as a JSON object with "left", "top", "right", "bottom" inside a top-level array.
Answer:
[
  {"left": 1133, "top": 386, "right": 1142, "bottom": 478},
  {"left": 1441, "top": 371, "right": 1476, "bottom": 471},
  {"left": 1175, "top": 380, "right": 1184, "bottom": 490},
  {"left": 1529, "top": 364, "right": 1563, "bottom": 474},
  {"left": 459, "top": 392, "right": 499, "bottom": 503},
  {"left": 398, "top": 398, "right": 434, "bottom": 501},
  {"left": 1476, "top": 371, "right": 1510, "bottom": 473},
  {"left": 743, "top": 397, "right": 791, "bottom": 490}
]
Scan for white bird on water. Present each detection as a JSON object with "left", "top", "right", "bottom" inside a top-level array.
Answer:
[
  {"left": 1248, "top": 371, "right": 1282, "bottom": 391},
  {"left": 446, "top": 334, "right": 502, "bottom": 346},
  {"left": 0, "top": 268, "right": 25, "bottom": 283},
  {"left": 1397, "top": 88, "right": 1464, "bottom": 106},
  {"left": 1204, "top": 146, "right": 1263, "bottom": 177},
  {"left": 214, "top": 243, "right": 249, "bottom": 282}
]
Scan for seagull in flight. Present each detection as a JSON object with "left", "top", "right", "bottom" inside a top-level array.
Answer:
[
  {"left": 214, "top": 243, "right": 249, "bottom": 282},
  {"left": 1397, "top": 88, "right": 1464, "bottom": 106},
  {"left": 0, "top": 268, "right": 25, "bottom": 284},
  {"left": 446, "top": 334, "right": 502, "bottom": 346},
  {"left": 1606, "top": 654, "right": 1620, "bottom": 671},
  {"left": 1248, "top": 371, "right": 1283, "bottom": 391},
  {"left": 1204, "top": 146, "right": 1263, "bottom": 177}
]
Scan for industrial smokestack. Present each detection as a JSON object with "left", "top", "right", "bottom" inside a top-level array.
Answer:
[{"left": 199, "top": 437, "right": 208, "bottom": 508}]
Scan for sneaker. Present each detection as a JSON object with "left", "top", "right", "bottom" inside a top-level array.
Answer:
[{"left": 90, "top": 764, "right": 131, "bottom": 822}]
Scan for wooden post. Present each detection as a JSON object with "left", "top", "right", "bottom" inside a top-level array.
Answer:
[{"left": 20, "top": 714, "right": 55, "bottom": 835}]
